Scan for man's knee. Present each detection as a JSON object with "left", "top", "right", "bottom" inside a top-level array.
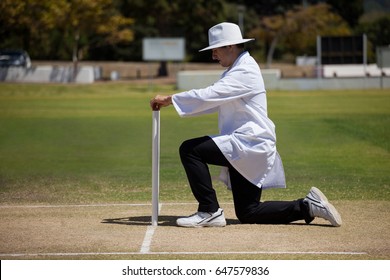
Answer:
[
  {"left": 235, "top": 207, "right": 255, "bottom": 224},
  {"left": 179, "top": 139, "right": 192, "bottom": 158}
]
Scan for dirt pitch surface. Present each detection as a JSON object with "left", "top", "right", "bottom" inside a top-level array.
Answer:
[{"left": 0, "top": 201, "right": 389, "bottom": 260}]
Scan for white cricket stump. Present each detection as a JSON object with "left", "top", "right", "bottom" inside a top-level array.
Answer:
[{"left": 151, "top": 110, "right": 160, "bottom": 226}]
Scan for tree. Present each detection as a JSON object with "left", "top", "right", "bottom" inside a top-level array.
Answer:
[
  {"left": 235, "top": 0, "right": 304, "bottom": 16},
  {"left": 119, "top": 0, "right": 230, "bottom": 62},
  {"left": 0, "top": 0, "right": 134, "bottom": 64},
  {"left": 1, "top": 0, "right": 367, "bottom": 64},
  {"left": 356, "top": 13, "right": 390, "bottom": 62},
  {"left": 0, "top": 0, "right": 69, "bottom": 51},
  {"left": 250, "top": 3, "right": 352, "bottom": 66},
  {"left": 62, "top": 0, "right": 134, "bottom": 79},
  {"left": 325, "top": 0, "right": 364, "bottom": 28}
]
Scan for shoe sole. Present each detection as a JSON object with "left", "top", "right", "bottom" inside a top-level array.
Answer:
[
  {"left": 309, "top": 187, "right": 342, "bottom": 227},
  {"left": 324, "top": 201, "right": 342, "bottom": 227},
  {"left": 180, "top": 222, "right": 226, "bottom": 228},
  {"left": 176, "top": 211, "right": 226, "bottom": 228},
  {"left": 177, "top": 220, "right": 226, "bottom": 228}
]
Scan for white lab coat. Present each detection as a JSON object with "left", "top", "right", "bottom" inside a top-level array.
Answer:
[{"left": 172, "top": 51, "right": 286, "bottom": 190}]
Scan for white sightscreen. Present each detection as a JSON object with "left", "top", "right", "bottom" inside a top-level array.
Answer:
[{"left": 143, "top": 38, "right": 185, "bottom": 61}]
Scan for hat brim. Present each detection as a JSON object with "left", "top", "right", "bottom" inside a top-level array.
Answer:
[{"left": 199, "top": 38, "right": 254, "bottom": 52}]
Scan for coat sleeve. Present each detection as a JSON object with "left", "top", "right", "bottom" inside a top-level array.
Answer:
[{"left": 172, "top": 63, "right": 263, "bottom": 117}]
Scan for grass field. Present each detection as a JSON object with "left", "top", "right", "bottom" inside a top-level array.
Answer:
[
  {"left": 0, "top": 83, "right": 389, "bottom": 260},
  {"left": 0, "top": 83, "right": 389, "bottom": 203}
]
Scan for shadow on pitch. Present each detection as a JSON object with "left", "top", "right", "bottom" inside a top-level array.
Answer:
[
  {"left": 101, "top": 216, "right": 240, "bottom": 227},
  {"left": 101, "top": 217, "right": 332, "bottom": 227}
]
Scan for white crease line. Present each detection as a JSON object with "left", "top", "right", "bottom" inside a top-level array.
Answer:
[
  {"left": 0, "top": 251, "right": 367, "bottom": 258},
  {"left": 0, "top": 203, "right": 152, "bottom": 209},
  {"left": 0, "top": 202, "right": 211, "bottom": 209},
  {"left": 139, "top": 203, "right": 162, "bottom": 253},
  {"left": 139, "top": 226, "right": 157, "bottom": 253}
]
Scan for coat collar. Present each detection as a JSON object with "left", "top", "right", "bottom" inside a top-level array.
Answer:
[{"left": 223, "top": 51, "right": 249, "bottom": 76}]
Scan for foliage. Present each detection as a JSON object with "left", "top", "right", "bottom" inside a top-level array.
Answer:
[
  {"left": 0, "top": 0, "right": 134, "bottom": 60},
  {"left": 325, "top": 0, "right": 364, "bottom": 27},
  {"left": 117, "top": 0, "right": 231, "bottom": 62},
  {"left": 0, "top": 0, "right": 386, "bottom": 62},
  {"left": 250, "top": 3, "right": 352, "bottom": 65},
  {"left": 356, "top": 13, "right": 390, "bottom": 48}
]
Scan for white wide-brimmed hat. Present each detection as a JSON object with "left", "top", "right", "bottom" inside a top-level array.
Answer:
[{"left": 199, "top": 22, "right": 254, "bottom": 52}]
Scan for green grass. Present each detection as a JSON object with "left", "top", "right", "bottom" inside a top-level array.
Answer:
[{"left": 0, "top": 83, "right": 389, "bottom": 205}]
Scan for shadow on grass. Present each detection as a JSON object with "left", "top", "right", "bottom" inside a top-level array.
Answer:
[{"left": 101, "top": 216, "right": 240, "bottom": 227}]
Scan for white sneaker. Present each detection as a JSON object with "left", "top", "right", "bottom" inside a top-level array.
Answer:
[
  {"left": 176, "top": 208, "right": 226, "bottom": 228},
  {"left": 304, "top": 187, "right": 342, "bottom": 227}
]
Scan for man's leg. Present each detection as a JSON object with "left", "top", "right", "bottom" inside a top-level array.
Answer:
[
  {"left": 179, "top": 136, "right": 336, "bottom": 226},
  {"left": 229, "top": 167, "right": 310, "bottom": 224},
  {"left": 179, "top": 136, "right": 230, "bottom": 213}
]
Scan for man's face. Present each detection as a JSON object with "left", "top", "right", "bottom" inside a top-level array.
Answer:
[{"left": 212, "top": 46, "right": 235, "bottom": 67}]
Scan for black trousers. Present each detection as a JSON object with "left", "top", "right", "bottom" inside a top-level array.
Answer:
[{"left": 179, "top": 136, "right": 310, "bottom": 224}]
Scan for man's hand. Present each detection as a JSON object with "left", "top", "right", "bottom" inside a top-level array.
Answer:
[{"left": 150, "top": 95, "right": 172, "bottom": 111}]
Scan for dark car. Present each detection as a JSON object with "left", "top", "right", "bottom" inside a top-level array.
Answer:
[{"left": 0, "top": 50, "right": 31, "bottom": 68}]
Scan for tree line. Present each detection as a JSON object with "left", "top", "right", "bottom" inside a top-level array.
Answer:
[{"left": 1, "top": 0, "right": 389, "bottom": 64}]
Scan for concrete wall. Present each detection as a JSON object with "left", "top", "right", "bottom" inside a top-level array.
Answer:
[
  {"left": 176, "top": 69, "right": 390, "bottom": 91},
  {"left": 177, "top": 70, "right": 222, "bottom": 90},
  {"left": 177, "top": 69, "right": 282, "bottom": 90},
  {"left": 2, "top": 64, "right": 389, "bottom": 90},
  {"left": 323, "top": 64, "right": 390, "bottom": 78},
  {"left": 0, "top": 66, "right": 98, "bottom": 84},
  {"left": 275, "top": 77, "right": 390, "bottom": 90}
]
